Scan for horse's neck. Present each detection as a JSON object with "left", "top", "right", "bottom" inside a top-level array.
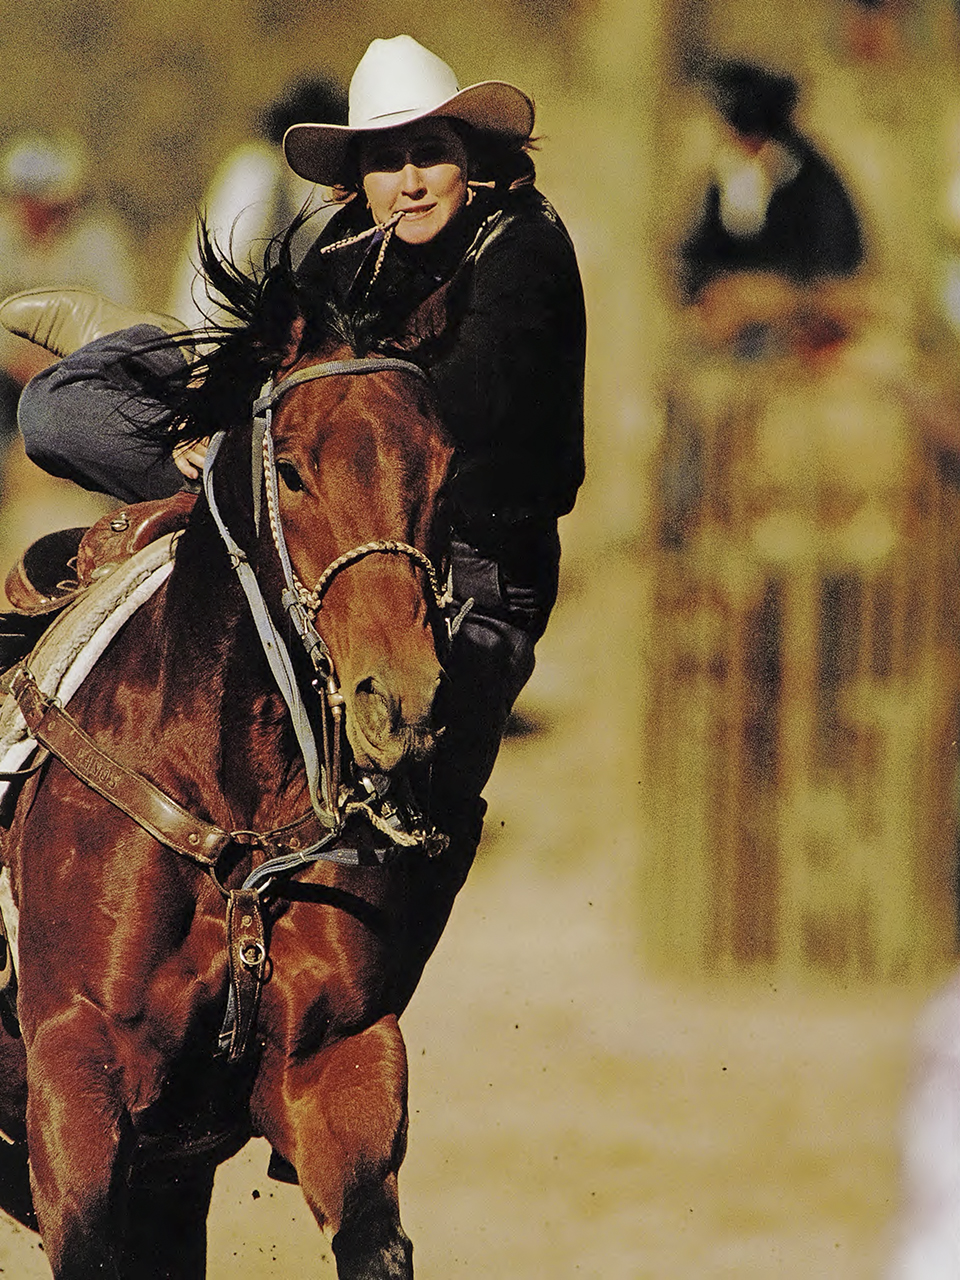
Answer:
[
  {"left": 156, "top": 490, "right": 312, "bottom": 821},
  {"left": 165, "top": 473, "right": 273, "bottom": 678}
]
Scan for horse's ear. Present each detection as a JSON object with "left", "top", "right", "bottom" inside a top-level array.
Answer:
[{"left": 278, "top": 315, "right": 307, "bottom": 374}]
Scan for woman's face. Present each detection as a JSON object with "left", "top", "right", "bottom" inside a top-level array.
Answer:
[{"left": 358, "top": 118, "right": 469, "bottom": 246}]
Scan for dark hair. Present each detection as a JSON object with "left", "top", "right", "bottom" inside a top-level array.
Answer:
[
  {"left": 133, "top": 212, "right": 407, "bottom": 451},
  {"left": 706, "top": 61, "right": 798, "bottom": 140},
  {"left": 451, "top": 120, "right": 538, "bottom": 189},
  {"left": 331, "top": 117, "right": 537, "bottom": 200}
]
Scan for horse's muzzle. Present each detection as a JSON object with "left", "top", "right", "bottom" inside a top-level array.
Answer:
[{"left": 347, "top": 671, "right": 441, "bottom": 773}]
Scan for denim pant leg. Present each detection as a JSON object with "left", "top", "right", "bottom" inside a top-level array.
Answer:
[{"left": 18, "top": 325, "right": 185, "bottom": 502}]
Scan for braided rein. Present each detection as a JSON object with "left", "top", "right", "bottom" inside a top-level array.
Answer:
[
  {"left": 256, "top": 356, "right": 450, "bottom": 621},
  {"left": 261, "top": 431, "right": 450, "bottom": 619}
]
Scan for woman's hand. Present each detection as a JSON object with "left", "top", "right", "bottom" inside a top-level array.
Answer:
[{"left": 173, "top": 438, "right": 209, "bottom": 480}]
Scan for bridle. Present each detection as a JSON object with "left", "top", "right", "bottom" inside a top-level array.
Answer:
[
  {"left": 0, "top": 353, "right": 456, "bottom": 1066},
  {"left": 203, "top": 353, "right": 450, "bottom": 827},
  {"left": 255, "top": 370, "right": 450, "bottom": 619}
]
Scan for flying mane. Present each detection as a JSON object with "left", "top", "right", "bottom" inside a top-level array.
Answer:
[{"left": 136, "top": 212, "right": 411, "bottom": 453}]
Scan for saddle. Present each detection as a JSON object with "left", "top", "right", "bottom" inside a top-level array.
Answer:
[{"left": 4, "top": 491, "right": 197, "bottom": 618}]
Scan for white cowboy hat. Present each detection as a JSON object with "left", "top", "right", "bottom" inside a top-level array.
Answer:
[{"left": 283, "top": 35, "right": 534, "bottom": 187}]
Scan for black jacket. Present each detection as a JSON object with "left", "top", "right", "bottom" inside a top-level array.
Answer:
[
  {"left": 20, "top": 187, "right": 585, "bottom": 592},
  {"left": 297, "top": 186, "right": 586, "bottom": 575}
]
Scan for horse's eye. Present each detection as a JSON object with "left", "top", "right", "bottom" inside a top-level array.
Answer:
[{"left": 277, "top": 460, "right": 305, "bottom": 493}]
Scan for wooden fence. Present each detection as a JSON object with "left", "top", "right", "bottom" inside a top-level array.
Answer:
[{"left": 644, "top": 277, "right": 960, "bottom": 980}]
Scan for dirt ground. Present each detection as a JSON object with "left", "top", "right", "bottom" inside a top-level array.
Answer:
[{"left": 0, "top": 469, "right": 945, "bottom": 1279}]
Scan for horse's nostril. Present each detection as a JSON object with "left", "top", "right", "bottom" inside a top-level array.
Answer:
[
  {"left": 354, "top": 676, "right": 397, "bottom": 738},
  {"left": 348, "top": 667, "right": 443, "bottom": 770}
]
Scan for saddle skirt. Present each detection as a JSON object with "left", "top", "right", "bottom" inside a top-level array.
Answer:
[{"left": 0, "top": 532, "right": 179, "bottom": 979}]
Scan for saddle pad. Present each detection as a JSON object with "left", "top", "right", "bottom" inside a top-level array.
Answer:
[{"left": 0, "top": 533, "right": 178, "bottom": 976}]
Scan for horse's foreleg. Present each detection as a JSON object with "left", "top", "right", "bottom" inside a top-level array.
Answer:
[
  {"left": 332, "top": 1167, "right": 411, "bottom": 1280},
  {"left": 0, "top": 1028, "right": 35, "bottom": 1229},
  {"left": 24, "top": 1014, "right": 131, "bottom": 1280},
  {"left": 0, "top": 1138, "right": 36, "bottom": 1231},
  {"left": 120, "top": 1161, "right": 216, "bottom": 1280},
  {"left": 257, "top": 1013, "right": 413, "bottom": 1280}
]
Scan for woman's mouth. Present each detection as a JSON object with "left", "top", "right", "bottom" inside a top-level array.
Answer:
[{"left": 399, "top": 204, "right": 436, "bottom": 219}]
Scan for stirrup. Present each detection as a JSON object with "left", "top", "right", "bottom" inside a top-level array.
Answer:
[{"left": 0, "top": 288, "right": 190, "bottom": 358}]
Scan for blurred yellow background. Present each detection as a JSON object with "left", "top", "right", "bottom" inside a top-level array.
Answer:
[{"left": 0, "top": 1, "right": 959, "bottom": 1276}]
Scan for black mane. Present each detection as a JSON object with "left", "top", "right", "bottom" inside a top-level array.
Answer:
[{"left": 135, "top": 211, "right": 404, "bottom": 451}]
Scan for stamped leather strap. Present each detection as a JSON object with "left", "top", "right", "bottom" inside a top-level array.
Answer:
[
  {"left": 225, "top": 888, "right": 267, "bottom": 1062},
  {"left": 1, "top": 664, "right": 349, "bottom": 869},
  {"left": 2, "top": 664, "right": 230, "bottom": 867}
]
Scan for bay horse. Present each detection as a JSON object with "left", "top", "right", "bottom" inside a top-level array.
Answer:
[{"left": 0, "top": 228, "right": 459, "bottom": 1278}]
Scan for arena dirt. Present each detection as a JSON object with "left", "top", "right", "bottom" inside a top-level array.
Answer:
[{"left": 0, "top": 468, "right": 940, "bottom": 1279}]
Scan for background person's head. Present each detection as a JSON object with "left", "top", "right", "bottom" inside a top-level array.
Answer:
[
  {"left": 257, "top": 73, "right": 348, "bottom": 149},
  {"left": 705, "top": 60, "right": 799, "bottom": 149},
  {"left": 0, "top": 132, "right": 88, "bottom": 240}
]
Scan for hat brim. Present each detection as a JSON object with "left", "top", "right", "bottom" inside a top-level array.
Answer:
[{"left": 283, "top": 81, "right": 534, "bottom": 187}]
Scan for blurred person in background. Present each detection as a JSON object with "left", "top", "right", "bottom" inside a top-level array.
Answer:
[
  {"left": 2, "top": 34, "right": 585, "bottom": 1004},
  {"left": 166, "top": 72, "right": 347, "bottom": 329},
  {"left": 0, "top": 130, "right": 138, "bottom": 456},
  {"left": 680, "top": 61, "right": 864, "bottom": 298},
  {"left": 677, "top": 60, "right": 864, "bottom": 358}
]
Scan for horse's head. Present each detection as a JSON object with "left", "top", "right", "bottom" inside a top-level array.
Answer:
[
  {"left": 263, "top": 342, "right": 453, "bottom": 773},
  {"left": 153, "top": 217, "right": 456, "bottom": 781}
]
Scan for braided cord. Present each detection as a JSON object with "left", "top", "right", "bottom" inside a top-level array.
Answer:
[
  {"left": 341, "top": 800, "right": 426, "bottom": 848},
  {"left": 306, "top": 540, "right": 445, "bottom": 612},
  {"left": 317, "top": 210, "right": 404, "bottom": 259},
  {"left": 262, "top": 432, "right": 446, "bottom": 617}
]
